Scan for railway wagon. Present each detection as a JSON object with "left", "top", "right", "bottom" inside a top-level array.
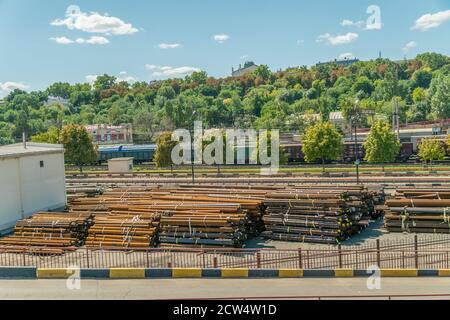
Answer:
[
  {"left": 98, "top": 144, "right": 156, "bottom": 164},
  {"left": 282, "top": 141, "right": 415, "bottom": 163}
]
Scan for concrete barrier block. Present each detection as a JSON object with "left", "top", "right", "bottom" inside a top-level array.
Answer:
[
  {"left": 0, "top": 267, "right": 36, "bottom": 279},
  {"left": 110, "top": 268, "right": 145, "bottom": 279},
  {"left": 221, "top": 268, "right": 249, "bottom": 278},
  {"left": 380, "top": 269, "right": 418, "bottom": 277},
  {"left": 278, "top": 269, "right": 304, "bottom": 278},
  {"left": 172, "top": 268, "right": 202, "bottom": 278}
]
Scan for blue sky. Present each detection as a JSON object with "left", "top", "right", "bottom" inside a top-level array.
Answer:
[{"left": 0, "top": 0, "right": 449, "bottom": 97}]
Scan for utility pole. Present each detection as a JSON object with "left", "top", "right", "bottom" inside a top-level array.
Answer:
[
  {"left": 351, "top": 101, "right": 361, "bottom": 185},
  {"left": 190, "top": 111, "right": 197, "bottom": 185},
  {"left": 392, "top": 100, "right": 400, "bottom": 139}
]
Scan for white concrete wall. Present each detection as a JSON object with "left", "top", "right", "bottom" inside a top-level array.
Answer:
[
  {"left": 0, "top": 152, "right": 66, "bottom": 232},
  {"left": 0, "top": 158, "right": 22, "bottom": 231},
  {"left": 108, "top": 160, "right": 133, "bottom": 173}
]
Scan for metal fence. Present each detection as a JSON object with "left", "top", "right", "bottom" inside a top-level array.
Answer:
[{"left": 1, "top": 235, "right": 450, "bottom": 269}]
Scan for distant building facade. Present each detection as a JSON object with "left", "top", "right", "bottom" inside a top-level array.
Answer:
[
  {"left": 329, "top": 111, "right": 347, "bottom": 132},
  {"left": 85, "top": 124, "right": 133, "bottom": 145},
  {"left": 316, "top": 58, "right": 360, "bottom": 68},
  {"left": 44, "top": 96, "right": 70, "bottom": 107},
  {"left": 232, "top": 61, "right": 259, "bottom": 77}
]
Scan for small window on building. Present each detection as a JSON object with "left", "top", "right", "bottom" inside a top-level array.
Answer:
[{"left": 40, "top": 160, "right": 44, "bottom": 168}]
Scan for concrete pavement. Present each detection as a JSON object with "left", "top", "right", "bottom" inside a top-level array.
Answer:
[{"left": 1, "top": 278, "right": 450, "bottom": 300}]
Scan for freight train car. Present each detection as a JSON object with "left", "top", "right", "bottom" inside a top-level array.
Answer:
[
  {"left": 98, "top": 144, "right": 156, "bottom": 164},
  {"left": 281, "top": 140, "right": 415, "bottom": 164}
]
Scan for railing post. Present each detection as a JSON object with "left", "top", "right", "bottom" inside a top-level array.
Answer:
[
  {"left": 86, "top": 247, "right": 90, "bottom": 269},
  {"left": 256, "top": 252, "right": 261, "bottom": 269},
  {"left": 167, "top": 262, "right": 172, "bottom": 268},
  {"left": 338, "top": 245, "right": 343, "bottom": 269},
  {"left": 298, "top": 249, "right": 303, "bottom": 269},
  {"left": 414, "top": 234, "right": 419, "bottom": 269},
  {"left": 213, "top": 257, "right": 218, "bottom": 269},
  {"left": 22, "top": 248, "right": 26, "bottom": 266},
  {"left": 146, "top": 249, "right": 150, "bottom": 268},
  {"left": 376, "top": 239, "right": 381, "bottom": 268}
]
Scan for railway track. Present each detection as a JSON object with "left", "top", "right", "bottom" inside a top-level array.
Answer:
[{"left": 66, "top": 174, "right": 450, "bottom": 187}]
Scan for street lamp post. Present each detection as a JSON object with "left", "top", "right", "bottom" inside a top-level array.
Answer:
[
  {"left": 352, "top": 100, "right": 360, "bottom": 185},
  {"left": 190, "top": 111, "right": 197, "bottom": 185}
]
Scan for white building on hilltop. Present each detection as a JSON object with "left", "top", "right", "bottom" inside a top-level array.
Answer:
[{"left": 0, "top": 143, "right": 66, "bottom": 234}]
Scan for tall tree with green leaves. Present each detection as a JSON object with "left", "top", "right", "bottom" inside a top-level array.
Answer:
[
  {"left": 363, "top": 120, "right": 401, "bottom": 171},
  {"left": 155, "top": 131, "right": 177, "bottom": 170},
  {"left": 302, "top": 121, "right": 343, "bottom": 172},
  {"left": 418, "top": 138, "right": 446, "bottom": 170},
  {"left": 31, "top": 127, "right": 59, "bottom": 144},
  {"left": 60, "top": 125, "right": 98, "bottom": 173}
]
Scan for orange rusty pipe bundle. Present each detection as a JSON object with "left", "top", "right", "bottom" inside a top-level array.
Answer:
[
  {"left": 0, "top": 212, "right": 94, "bottom": 252},
  {"left": 385, "top": 187, "right": 450, "bottom": 234}
]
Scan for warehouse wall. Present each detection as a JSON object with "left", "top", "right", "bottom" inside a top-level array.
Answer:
[
  {"left": 0, "top": 152, "right": 66, "bottom": 233},
  {"left": 20, "top": 153, "right": 66, "bottom": 216},
  {"left": 0, "top": 158, "right": 22, "bottom": 232}
]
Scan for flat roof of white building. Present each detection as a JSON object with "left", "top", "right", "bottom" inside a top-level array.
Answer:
[
  {"left": 108, "top": 157, "right": 134, "bottom": 162},
  {"left": 0, "top": 143, "right": 64, "bottom": 160}
]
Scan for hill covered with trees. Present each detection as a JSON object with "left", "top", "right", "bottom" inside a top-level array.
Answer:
[{"left": 0, "top": 52, "right": 449, "bottom": 145}]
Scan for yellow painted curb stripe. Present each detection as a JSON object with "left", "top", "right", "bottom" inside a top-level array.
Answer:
[
  {"left": 172, "top": 268, "right": 202, "bottom": 278},
  {"left": 278, "top": 269, "right": 304, "bottom": 278},
  {"left": 380, "top": 269, "right": 418, "bottom": 277},
  {"left": 37, "top": 268, "right": 75, "bottom": 278},
  {"left": 438, "top": 269, "right": 450, "bottom": 277},
  {"left": 335, "top": 269, "right": 354, "bottom": 277},
  {"left": 109, "top": 268, "right": 145, "bottom": 279},
  {"left": 221, "top": 269, "right": 249, "bottom": 278}
]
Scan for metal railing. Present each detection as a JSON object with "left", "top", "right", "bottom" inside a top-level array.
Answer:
[{"left": 1, "top": 235, "right": 450, "bottom": 269}]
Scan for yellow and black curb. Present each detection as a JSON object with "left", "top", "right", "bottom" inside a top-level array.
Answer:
[{"left": 1, "top": 267, "right": 450, "bottom": 279}]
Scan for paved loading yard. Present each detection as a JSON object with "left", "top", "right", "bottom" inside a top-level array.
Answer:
[{"left": 1, "top": 278, "right": 450, "bottom": 300}]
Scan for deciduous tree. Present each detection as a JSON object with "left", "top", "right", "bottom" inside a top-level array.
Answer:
[
  {"left": 302, "top": 121, "right": 343, "bottom": 172},
  {"left": 363, "top": 120, "right": 401, "bottom": 171}
]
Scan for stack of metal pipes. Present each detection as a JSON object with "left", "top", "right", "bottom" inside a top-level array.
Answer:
[
  {"left": 0, "top": 212, "right": 94, "bottom": 254},
  {"left": 385, "top": 188, "right": 450, "bottom": 234},
  {"left": 261, "top": 185, "right": 383, "bottom": 244},
  {"left": 69, "top": 186, "right": 266, "bottom": 248}
]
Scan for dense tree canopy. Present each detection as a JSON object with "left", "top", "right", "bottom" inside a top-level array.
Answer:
[
  {"left": 1, "top": 53, "right": 449, "bottom": 146},
  {"left": 418, "top": 138, "right": 446, "bottom": 168},
  {"left": 363, "top": 120, "right": 401, "bottom": 168},
  {"left": 302, "top": 121, "right": 343, "bottom": 171}
]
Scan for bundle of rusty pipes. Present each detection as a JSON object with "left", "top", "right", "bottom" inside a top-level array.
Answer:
[
  {"left": 261, "top": 185, "right": 384, "bottom": 244},
  {"left": 385, "top": 188, "right": 450, "bottom": 234},
  {"left": 0, "top": 212, "right": 94, "bottom": 254}
]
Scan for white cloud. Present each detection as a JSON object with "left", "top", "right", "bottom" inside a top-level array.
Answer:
[
  {"left": 213, "top": 34, "right": 230, "bottom": 43},
  {"left": 0, "top": 82, "right": 29, "bottom": 98},
  {"left": 240, "top": 55, "right": 249, "bottom": 59},
  {"left": 296, "top": 40, "right": 305, "bottom": 45},
  {"left": 338, "top": 52, "right": 355, "bottom": 60},
  {"left": 341, "top": 19, "right": 365, "bottom": 28},
  {"left": 146, "top": 65, "right": 200, "bottom": 77},
  {"left": 51, "top": 5, "right": 138, "bottom": 36},
  {"left": 317, "top": 32, "right": 358, "bottom": 45},
  {"left": 86, "top": 72, "right": 137, "bottom": 85},
  {"left": 412, "top": 10, "right": 450, "bottom": 31},
  {"left": 51, "top": 36, "right": 110, "bottom": 45},
  {"left": 117, "top": 71, "right": 137, "bottom": 83},
  {"left": 85, "top": 75, "right": 98, "bottom": 85},
  {"left": 402, "top": 41, "right": 418, "bottom": 53},
  {"left": 49, "top": 36, "right": 74, "bottom": 44},
  {"left": 158, "top": 43, "right": 181, "bottom": 49}
]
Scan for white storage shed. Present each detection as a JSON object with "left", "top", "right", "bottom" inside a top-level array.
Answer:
[
  {"left": 108, "top": 157, "right": 134, "bottom": 173},
  {"left": 0, "top": 143, "right": 66, "bottom": 234}
]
